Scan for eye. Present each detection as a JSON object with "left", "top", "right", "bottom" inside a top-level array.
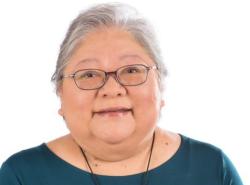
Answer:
[
  {"left": 76, "top": 70, "right": 101, "bottom": 80},
  {"left": 125, "top": 66, "right": 141, "bottom": 73},
  {"left": 83, "top": 72, "right": 95, "bottom": 78}
]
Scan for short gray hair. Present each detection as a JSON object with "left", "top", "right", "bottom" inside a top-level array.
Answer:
[{"left": 51, "top": 3, "right": 167, "bottom": 93}]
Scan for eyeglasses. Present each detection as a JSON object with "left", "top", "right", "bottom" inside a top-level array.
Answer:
[{"left": 61, "top": 64, "right": 157, "bottom": 90}]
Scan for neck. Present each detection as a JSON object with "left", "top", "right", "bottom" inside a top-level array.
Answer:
[{"left": 71, "top": 130, "right": 156, "bottom": 175}]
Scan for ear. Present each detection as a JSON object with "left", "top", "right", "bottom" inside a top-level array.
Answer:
[
  {"left": 57, "top": 88, "right": 64, "bottom": 117},
  {"left": 58, "top": 108, "right": 64, "bottom": 117},
  {"left": 160, "top": 99, "right": 165, "bottom": 108}
]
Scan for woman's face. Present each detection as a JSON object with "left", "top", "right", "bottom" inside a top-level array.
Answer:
[{"left": 59, "top": 27, "right": 164, "bottom": 148}]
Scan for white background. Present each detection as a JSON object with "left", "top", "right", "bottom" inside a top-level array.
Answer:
[{"left": 0, "top": 0, "right": 249, "bottom": 184}]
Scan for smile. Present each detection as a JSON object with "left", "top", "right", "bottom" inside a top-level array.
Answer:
[{"left": 93, "top": 107, "right": 133, "bottom": 117}]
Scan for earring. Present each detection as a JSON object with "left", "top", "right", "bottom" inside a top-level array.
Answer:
[
  {"left": 58, "top": 108, "right": 65, "bottom": 120},
  {"left": 161, "top": 100, "right": 165, "bottom": 107}
]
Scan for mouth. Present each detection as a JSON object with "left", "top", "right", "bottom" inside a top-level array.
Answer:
[{"left": 93, "top": 107, "right": 133, "bottom": 117}]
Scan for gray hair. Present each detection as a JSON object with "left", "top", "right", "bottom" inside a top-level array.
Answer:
[{"left": 51, "top": 3, "right": 167, "bottom": 93}]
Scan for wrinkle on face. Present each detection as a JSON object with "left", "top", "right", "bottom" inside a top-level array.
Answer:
[{"left": 58, "top": 27, "right": 164, "bottom": 160}]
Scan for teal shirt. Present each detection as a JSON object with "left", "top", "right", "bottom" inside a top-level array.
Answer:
[{"left": 0, "top": 135, "right": 243, "bottom": 185}]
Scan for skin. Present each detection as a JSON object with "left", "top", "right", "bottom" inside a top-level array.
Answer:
[{"left": 47, "top": 27, "right": 181, "bottom": 175}]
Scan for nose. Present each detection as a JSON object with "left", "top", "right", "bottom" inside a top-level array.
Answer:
[{"left": 97, "top": 74, "right": 126, "bottom": 98}]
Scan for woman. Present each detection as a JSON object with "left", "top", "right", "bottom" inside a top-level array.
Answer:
[{"left": 0, "top": 3, "right": 243, "bottom": 185}]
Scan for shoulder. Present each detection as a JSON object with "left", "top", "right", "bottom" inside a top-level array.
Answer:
[
  {"left": 180, "top": 134, "right": 224, "bottom": 163},
  {"left": 180, "top": 134, "right": 242, "bottom": 180},
  {"left": 156, "top": 128, "right": 222, "bottom": 159},
  {"left": 1, "top": 143, "right": 47, "bottom": 170},
  {"left": 180, "top": 135, "right": 243, "bottom": 184},
  {"left": 1, "top": 134, "right": 72, "bottom": 171},
  {"left": 0, "top": 144, "right": 46, "bottom": 184},
  {"left": 157, "top": 129, "right": 224, "bottom": 163},
  {"left": 182, "top": 134, "right": 222, "bottom": 153}
]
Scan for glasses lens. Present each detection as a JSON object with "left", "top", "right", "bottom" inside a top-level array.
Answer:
[
  {"left": 74, "top": 70, "right": 105, "bottom": 89},
  {"left": 118, "top": 65, "right": 147, "bottom": 86}
]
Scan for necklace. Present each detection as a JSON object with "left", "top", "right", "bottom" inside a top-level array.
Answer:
[{"left": 78, "top": 131, "right": 156, "bottom": 185}]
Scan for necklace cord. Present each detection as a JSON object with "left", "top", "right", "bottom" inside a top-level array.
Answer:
[
  {"left": 78, "top": 131, "right": 156, "bottom": 185},
  {"left": 142, "top": 131, "right": 155, "bottom": 185},
  {"left": 80, "top": 147, "right": 101, "bottom": 185}
]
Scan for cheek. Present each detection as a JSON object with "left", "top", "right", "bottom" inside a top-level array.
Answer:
[
  {"left": 132, "top": 81, "right": 162, "bottom": 128},
  {"left": 61, "top": 81, "right": 90, "bottom": 109},
  {"left": 60, "top": 85, "right": 95, "bottom": 129},
  {"left": 134, "top": 90, "right": 160, "bottom": 115}
]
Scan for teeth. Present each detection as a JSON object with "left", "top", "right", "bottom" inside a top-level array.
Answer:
[
  {"left": 103, "top": 109, "right": 129, "bottom": 113},
  {"left": 98, "top": 109, "right": 131, "bottom": 113}
]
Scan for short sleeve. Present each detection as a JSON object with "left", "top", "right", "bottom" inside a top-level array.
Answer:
[
  {"left": 0, "top": 162, "right": 21, "bottom": 185},
  {"left": 221, "top": 152, "right": 244, "bottom": 185}
]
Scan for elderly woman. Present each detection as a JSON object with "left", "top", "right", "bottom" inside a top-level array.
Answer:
[{"left": 0, "top": 3, "right": 243, "bottom": 185}]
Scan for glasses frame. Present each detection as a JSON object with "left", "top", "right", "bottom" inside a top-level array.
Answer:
[{"left": 61, "top": 64, "right": 158, "bottom": 90}]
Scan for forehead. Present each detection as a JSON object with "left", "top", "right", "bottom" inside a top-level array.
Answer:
[{"left": 66, "top": 27, "right": 155, "bottom": 71}]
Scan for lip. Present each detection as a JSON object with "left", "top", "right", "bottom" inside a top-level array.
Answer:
[{"left": 93, "top": 107, "right": 133, "bottom": 116}]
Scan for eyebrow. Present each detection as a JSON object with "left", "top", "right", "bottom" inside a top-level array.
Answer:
[
  {"left": 119, "top": 54, "right": 146, "bottom": 62},
  {"left": 74, "top": 54, "right": 147, "bottom": 69},
  {"left": 75, "top": 58, "right": 99, "bottom": 67},
  {"left": 73, "top": 59, "right": 99, "bottom": 71}
]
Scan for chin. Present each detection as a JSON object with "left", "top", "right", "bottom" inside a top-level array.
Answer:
[
  {"left": 90, "top": 120, "right": 136, "bottom": 145},
  {"left": 99, "top": 136, "right": 128, "bottom": 145}
]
